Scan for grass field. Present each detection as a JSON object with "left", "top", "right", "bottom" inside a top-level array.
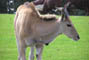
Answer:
[{"left": 0, "top": 14, "right": 89, "bottom": 60}]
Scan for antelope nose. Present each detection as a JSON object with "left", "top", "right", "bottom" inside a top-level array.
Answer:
[{"left": 77, "top": 35, "right": 80, "bottom": 39}]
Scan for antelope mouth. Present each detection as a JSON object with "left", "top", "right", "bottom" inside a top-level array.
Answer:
[{"left": 72, "top": 37, "right": 80, "bottom": 41}]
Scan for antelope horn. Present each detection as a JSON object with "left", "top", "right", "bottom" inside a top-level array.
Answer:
[
  {"left": 64, "top": 2, "right": 71, "bottom": 9},
  {"left": 63, "top": 2, "right": 71, "bottom": 17}
]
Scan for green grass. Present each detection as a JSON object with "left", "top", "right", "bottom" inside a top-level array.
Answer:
[{"left": 0, "top": 14, "right": 89, "bottom": 60}]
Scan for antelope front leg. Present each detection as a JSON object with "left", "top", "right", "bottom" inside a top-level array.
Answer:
[
  {"left": 29, "top": 46, "right": 34, "bottom": 60},
  {"left": 16, "top": 39, "right": 26, "bottom": 60},
  {"left": 18, "top": 46, "right": 26, "bottom": 60},
  {"left": 36, "top": 44, "right": 44, "bottom": 60}
]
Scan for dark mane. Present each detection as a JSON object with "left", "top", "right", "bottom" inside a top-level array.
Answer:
[
  {"left": 40, "top": 14, "right": 57, "bottom": 21},
  {"left": 43, "top": 17, "right": 56, "bottom": 21}
]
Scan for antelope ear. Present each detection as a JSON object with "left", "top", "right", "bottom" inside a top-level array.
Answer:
[
  {"left": 56, "top": 7, "right": 65, "bottom": 21},
  {"left": 61, "top": 14, "right": 66, "bottom": 22},
  {"left": 61, "top": 8, "right": 65, "bottom": 21}
]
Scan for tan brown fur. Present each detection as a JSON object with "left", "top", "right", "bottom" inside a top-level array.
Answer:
[
  {"left": 14, "top": 2, "right": 58, "bottom": 60},
  {"left": 14, "top": 2, "right": 79, "bottom": 60},
  {"left": 14, "top": 2, "right": 58, "bottom": 44}
]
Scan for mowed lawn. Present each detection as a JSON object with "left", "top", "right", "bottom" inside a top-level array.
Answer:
[{"left": 0, "top": 14, "right": 89, "bottom": 60}]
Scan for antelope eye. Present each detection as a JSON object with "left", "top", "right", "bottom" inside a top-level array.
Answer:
[{"left": 67, "top": 24, "right": 71, "bottom": 27}]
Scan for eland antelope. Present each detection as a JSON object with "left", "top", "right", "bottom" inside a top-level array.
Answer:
[{"left": 14, "top": 2, "right": 80, "bottom": 60}]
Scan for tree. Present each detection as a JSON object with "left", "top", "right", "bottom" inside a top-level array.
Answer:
[
  {"left": 0, "top": 0, "right": 8, "bottom": 13},
  {"left": 68, "top": 0, "right": 89, "bottom": 15},
  {"left": 0, "top": 0, "right": 34, "bottom": 13}
]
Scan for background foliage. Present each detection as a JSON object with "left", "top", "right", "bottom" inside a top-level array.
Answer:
[{"left": 0, "top": 0, "right": 89, "bottom": 15}]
